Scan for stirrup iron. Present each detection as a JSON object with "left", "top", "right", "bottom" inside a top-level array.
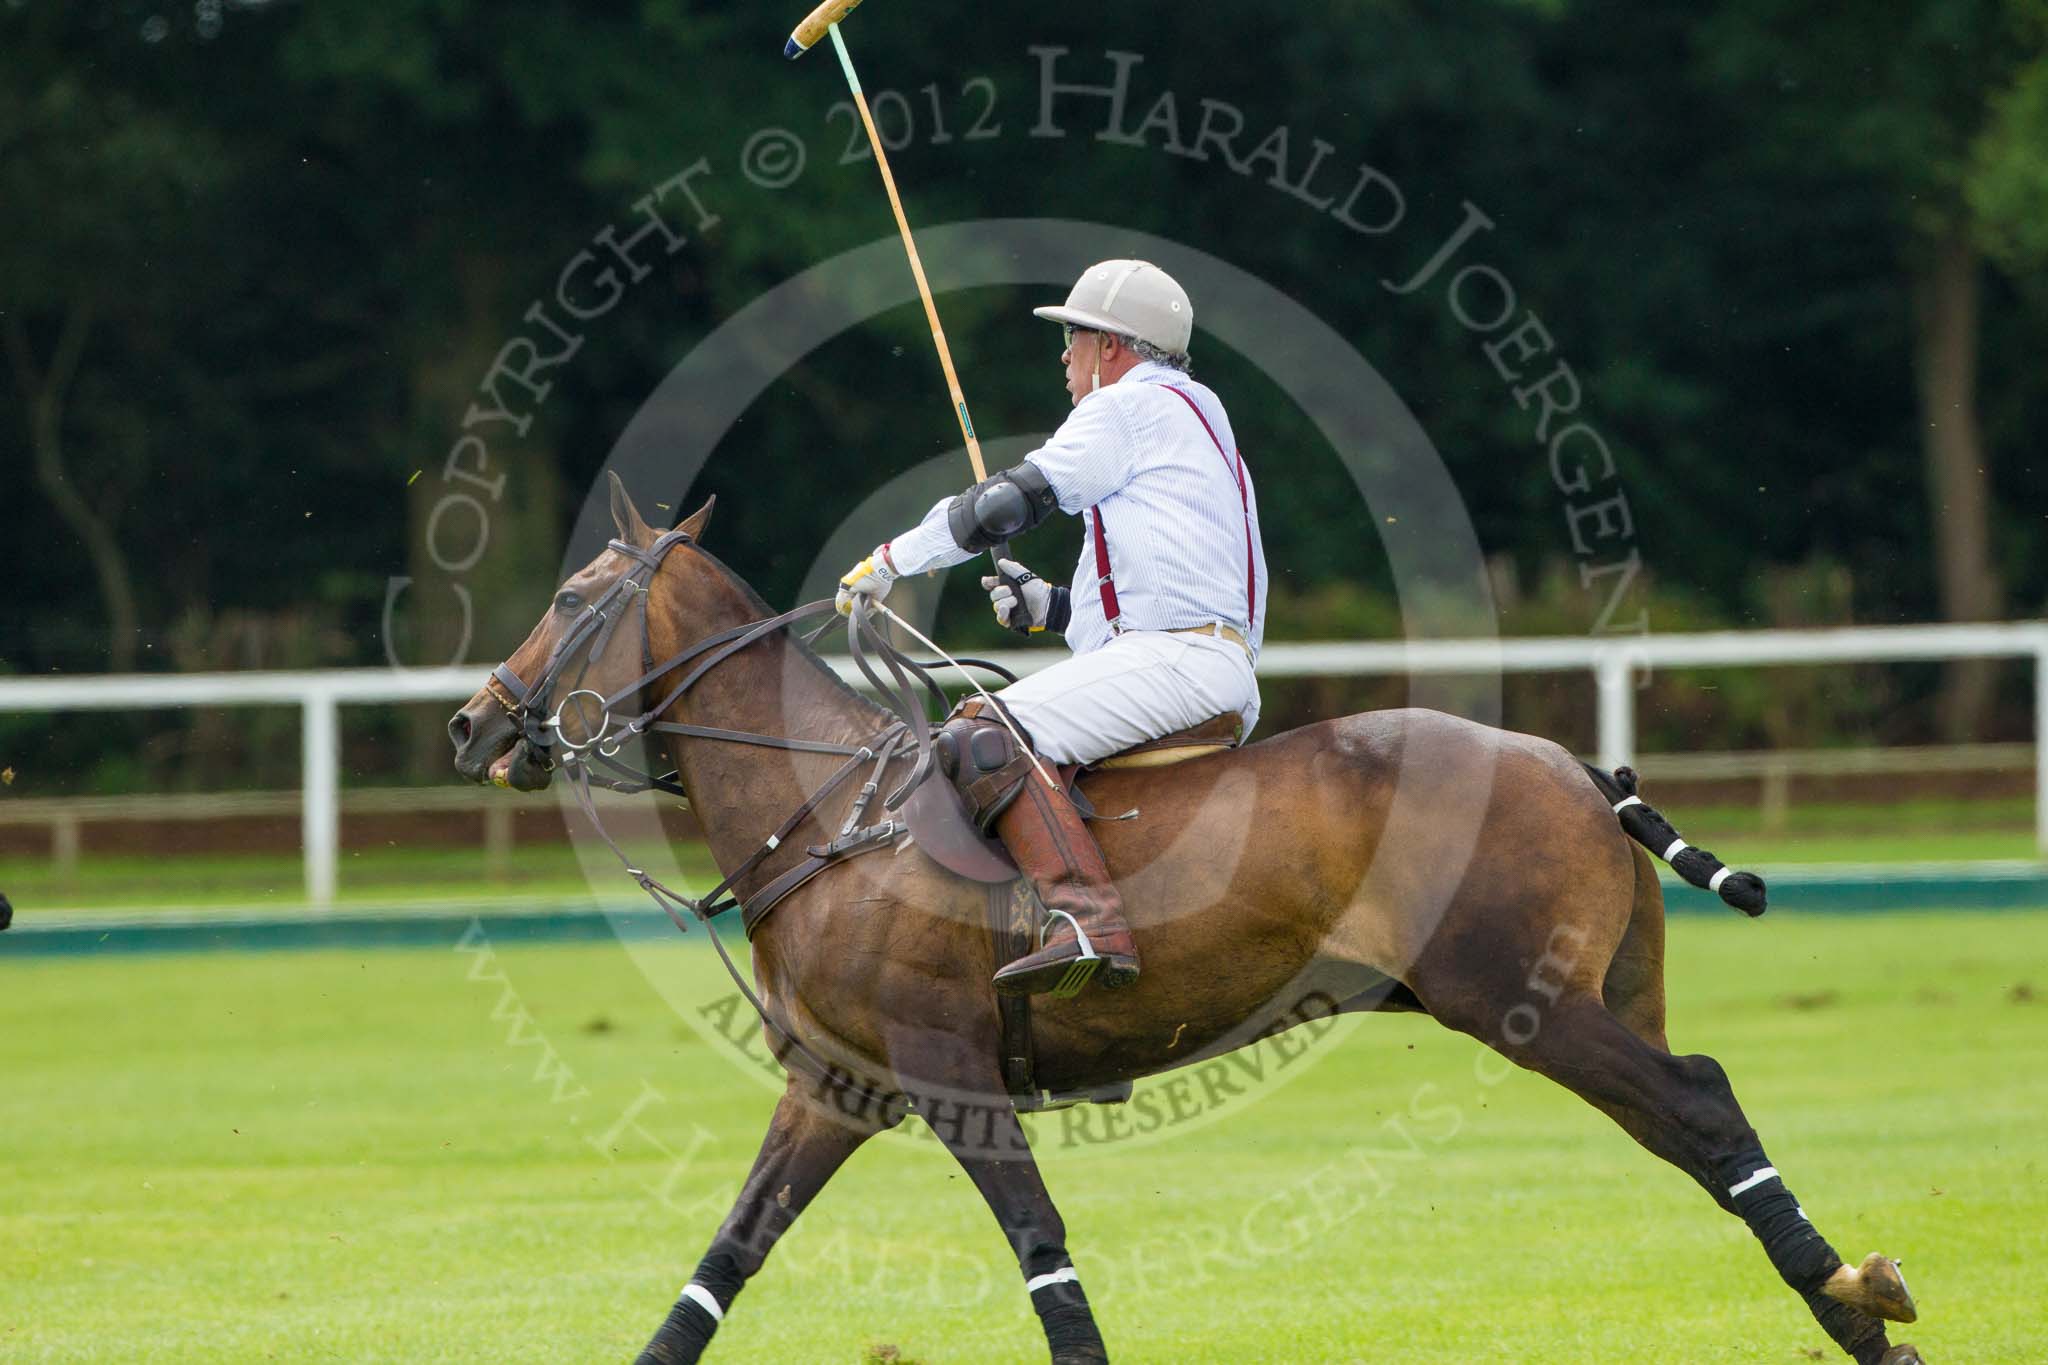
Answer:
[{"left": 1042, "top": 907, "right": 1100, "bottom": 1000}]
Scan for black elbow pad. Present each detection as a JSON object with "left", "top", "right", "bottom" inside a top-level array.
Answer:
[{"left": 945, "top": 463, "right": 1060, "bottom": 552}]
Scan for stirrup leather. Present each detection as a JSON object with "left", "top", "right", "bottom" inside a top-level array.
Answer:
[{"left": 1041, "top": 906, "right": 1101, "bottom": 1000}]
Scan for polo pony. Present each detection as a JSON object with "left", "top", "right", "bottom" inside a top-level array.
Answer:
[{"left": 447, "top": 476, "right": 1922, "bottom": 1365}]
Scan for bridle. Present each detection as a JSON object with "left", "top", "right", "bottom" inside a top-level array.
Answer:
[
  {"left": 484, "top": 527, "right": 779, "bottom": 779},
  {"left": 486, "top": 526, "right": 987, "bottom": 803},
  {"left": 481, "top": 526, "right": 1021, "bottom": 1083}
]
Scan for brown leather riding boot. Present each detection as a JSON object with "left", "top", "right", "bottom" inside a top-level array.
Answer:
[{"left": 990, "top": 774, "right": 1139, "bottom": 998}]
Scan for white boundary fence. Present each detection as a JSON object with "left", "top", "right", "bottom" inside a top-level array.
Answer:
[{"left": 2, "top": 620, "right": 2043, "bottom": 904}]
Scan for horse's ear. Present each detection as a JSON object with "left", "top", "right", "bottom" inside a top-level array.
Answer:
[
  {"left": 677, "top": 496, "right": 715, "bottom": 542},
  {"left": 607, "top": 470, "right": 653, "bottom": 546}
]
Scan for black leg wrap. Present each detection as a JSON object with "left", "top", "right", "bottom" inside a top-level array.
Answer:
[
  {"left": 689, "top": 1249, "right": 748, "bottom": 1306},
  {"left": 1729, "top": 1169, "right": 1840, "bottom": 1296},
  {"left": 1020, "top": 1239, "right": 1073, "bottom": 1280},
  {"left": 635, "top": 1298, "right": 718, "bottom": 1365},
  {"left": 1720, "top": 1156, "right": 1889, "bottom": 1362},
  {"left": 1033, "top": 1279, "right": 1108, "bottom": 1364},
  {"left": 1803, "top": 1287, "right": 1891, "bottom": 1364},
  {"left": 635, "top": 1251, "right": 746, "bottom": 1365}
]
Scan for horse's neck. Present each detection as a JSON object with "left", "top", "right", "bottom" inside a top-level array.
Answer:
[{"left": 650, "top": 590, "right": 890, "bottom": 878}]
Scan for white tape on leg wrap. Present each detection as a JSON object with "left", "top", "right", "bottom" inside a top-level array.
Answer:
[
  {"left": 1662, "top": 837, "right": 1689, "bottom": 861},
  {"left": 1708, "top": 866, "right": 1732, "bottom": 892},
  {"left": 1612, "top": 795, "right": 1643, "bottom": 813},
  {"left": 680, "top": 1282, "right": 724, "bottom": 1322},
  {"left": 1728, "top": 1166, "right": 1780, "bottom": 1198},
  {"left": 1026, "top": 1266, "right": 1079, "bottom": 1294}
]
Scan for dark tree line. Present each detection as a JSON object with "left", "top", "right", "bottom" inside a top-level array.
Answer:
[{"left": 2, "top": 0, "right": 2044, "bottom": 787}]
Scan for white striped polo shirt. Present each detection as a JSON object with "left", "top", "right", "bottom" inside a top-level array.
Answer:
[{"left": 887, "top": 361, "right": 1269, "bottom": 662}]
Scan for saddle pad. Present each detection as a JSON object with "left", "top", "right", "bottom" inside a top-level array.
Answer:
[{"left": 1090, "top": 712, "right": 1243, "bottom": 771}]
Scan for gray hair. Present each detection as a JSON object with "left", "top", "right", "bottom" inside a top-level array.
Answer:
[{"left": 1126, "top": 336, "right": 1193, "bottom": 375}]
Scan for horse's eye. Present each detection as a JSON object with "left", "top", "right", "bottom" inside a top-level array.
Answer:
[{"left": 555, "top": 590, "right": 583, "bottom": 613}]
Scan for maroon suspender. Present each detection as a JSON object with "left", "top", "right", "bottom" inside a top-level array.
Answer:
[
  {"left": 1084, "top": 385, "right": 1256, "bottom": 634},
  {"left": 1089, "top": 507, "right": 1121, "bottom": 626},
  {"left": 1162, "top": 386, "right": 1256, "bottom": 626}
]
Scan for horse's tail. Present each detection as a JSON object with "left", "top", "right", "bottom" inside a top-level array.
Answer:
[{"left": 1581, "top": 762, "right": 1768, "bottom": 917}]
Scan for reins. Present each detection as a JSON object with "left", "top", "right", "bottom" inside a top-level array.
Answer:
[{"left": 486, "top": 529, "right": 1019, "bottom": 1089}]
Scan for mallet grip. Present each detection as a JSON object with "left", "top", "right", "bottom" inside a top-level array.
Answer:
[
  {"left": 785, "top": 0, "right": 866, "bottom": 58},
  {"left": 993, "top": 543, "right": 1035, "bottom": 638}
]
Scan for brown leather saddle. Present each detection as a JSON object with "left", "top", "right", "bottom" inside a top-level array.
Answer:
[
  {"left": 900, "top": 713, "right": 1243, "bottom": 1112},
  {"left": 899, "top": 712, "right": 1242, "bottom": 884}
]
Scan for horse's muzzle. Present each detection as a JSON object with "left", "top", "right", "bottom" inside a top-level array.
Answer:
[
  {"left": 491, "top": 740, "right": 553, "bottom": 791},
  {"left": 449, "top": 695, "right": 534, "bottom": 787}
]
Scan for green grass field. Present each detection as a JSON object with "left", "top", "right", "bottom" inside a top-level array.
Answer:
[
  {"left": 4, "top": 912, "right": 2045, "bottom": 1363},
  {"left": 3, "top": 844, "right": 706, "bottom": 913},
  {"left": 4, "top": 793, "right": 2039, "bottom": 914}
]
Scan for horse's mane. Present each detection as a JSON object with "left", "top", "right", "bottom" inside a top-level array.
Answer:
[{"left": 682, "top": 540, "right": 892, "bottom": 724}]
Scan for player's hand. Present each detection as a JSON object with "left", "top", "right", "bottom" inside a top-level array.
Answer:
[
  {"left": 835, "top": 549, "right": 897, "bottom": 615},
  {"left": 981, "top": 558, "right": 1053, "bottom": 631}
]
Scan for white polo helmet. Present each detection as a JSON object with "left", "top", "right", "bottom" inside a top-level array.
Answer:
[{"left": 1032, "top": 259, "right": 1193, "bottom": 356}]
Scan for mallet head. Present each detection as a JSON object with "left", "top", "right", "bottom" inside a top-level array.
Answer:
[{"left": 785, "top": 0, "right": 867, "bottom": 58}]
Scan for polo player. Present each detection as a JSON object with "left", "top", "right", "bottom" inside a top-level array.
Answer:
[{"left": 837, "top": 260, "right": 1269, "bottom": 997}]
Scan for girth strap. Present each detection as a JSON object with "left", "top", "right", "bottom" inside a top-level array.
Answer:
[{"left": 992, "top": 881, "right": 1037, "bottom": 1098}]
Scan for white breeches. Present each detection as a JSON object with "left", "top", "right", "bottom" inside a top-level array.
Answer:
[{"left": 991, "top": 630, "right": 1260, "bottom": 765}]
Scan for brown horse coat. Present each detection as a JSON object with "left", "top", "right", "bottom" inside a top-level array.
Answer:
[{"left": 447, "top": 483, "right": 1919, "bottom": 1365}]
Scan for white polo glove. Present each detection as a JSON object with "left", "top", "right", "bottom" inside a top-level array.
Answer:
[
  {"left": 981, "top": 558, "right": 1055, "bottom": 632},
  {"left": 835, "top": 548, "right": 897, "bottom": 615}
]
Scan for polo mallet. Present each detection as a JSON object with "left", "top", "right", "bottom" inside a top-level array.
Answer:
[{"left": 784, "top": 0, "right": 1034, "bottom": 635}]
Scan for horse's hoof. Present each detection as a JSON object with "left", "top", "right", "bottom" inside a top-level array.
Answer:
[
  {"left": 1822, "top": 1252, "right": 1917, "bottom": 1324},
  {"left": 1879, "top": 1345, "right": 1925, "bottom": 1365}
]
